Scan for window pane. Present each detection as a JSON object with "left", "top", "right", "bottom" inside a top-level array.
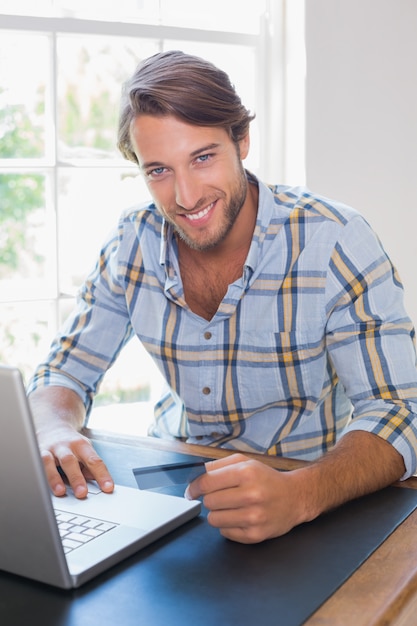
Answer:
[
  {"left": 57, "top": 167, "right": 148, "bottom": 294},
  {"left": 94, "top": 337, "right": 164, "bottom": 407},
  {"left": 159, "top": 0, "right": 268, "bottom": 34},
  {"left": 5, "top": 0, "right": 161, "bottom": 23},
  {"left": 57, "top": 35, "right": 158, "bottom": 162},
  {"left": 0, "top": 173, "right": 56, "bottom": 301},
  {"left": 0, "top": 2, "right": 54, "bottom": 17},
  {"left": 59, "top": 296, "right": 164, "bottom": 436},
  {"left": 87, "top": 337, "right": 164, "bottom": 437},
  {"left": 0, "top": 301, "right": 58, "bottom": 380},
  {"left": 0, "top": 32, "right": 49, "bottom": 159},
  {"left": 54, "top": 0, "right": 159, "bottom": 24}
]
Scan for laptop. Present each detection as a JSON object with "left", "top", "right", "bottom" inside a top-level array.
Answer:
[{"left": 0, "top": 365, "right": 201, "bottom": 589}]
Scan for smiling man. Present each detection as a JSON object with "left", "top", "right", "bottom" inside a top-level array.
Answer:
[{"left": 29, "top": 51, "right": 417, "bottom": 543}]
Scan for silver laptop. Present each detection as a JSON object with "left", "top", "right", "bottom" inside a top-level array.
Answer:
[{"left": 0, "top": 365, "right": 201, "bottom": 589}]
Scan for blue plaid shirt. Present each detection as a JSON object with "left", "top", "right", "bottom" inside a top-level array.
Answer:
[{"left": 29, "top": 174, "right": 417, "bottom": 477}]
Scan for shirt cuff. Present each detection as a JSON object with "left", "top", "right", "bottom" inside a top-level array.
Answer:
[
  {"left": 27, "top": 371, "right": 92, "bottom": 413},
  {"left": 343, "top": 420, "right": 416, "bottom": 480}
]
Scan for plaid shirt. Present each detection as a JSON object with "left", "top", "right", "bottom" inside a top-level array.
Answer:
[{"left": 29, "top": 174, "right": 417, "bottom": 477}]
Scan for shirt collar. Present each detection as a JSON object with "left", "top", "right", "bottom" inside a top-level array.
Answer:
[{"left": 244, "top": 172, "right": 275, "bottom": 274}]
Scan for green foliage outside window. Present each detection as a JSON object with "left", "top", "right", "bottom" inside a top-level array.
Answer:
[
  {"left": 0, "top": 86, "right": 44, "bottom": 158},
  {"left": 0, "top": 87, "right": 45, "bottom": 276}
]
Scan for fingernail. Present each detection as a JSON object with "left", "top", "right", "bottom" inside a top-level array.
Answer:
[
  {"left": 74, "top": 485, "right": 87, "bottom": 498},
  {"left": 184, "top": 486, "right": 192, "bottom": 500},
  {"left": 54, "top": 483, "right": 66, "bottom": 496}
]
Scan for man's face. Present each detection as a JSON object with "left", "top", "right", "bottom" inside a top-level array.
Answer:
[{"left": 130, "top": 115, "right": 250, "bottom": 252}]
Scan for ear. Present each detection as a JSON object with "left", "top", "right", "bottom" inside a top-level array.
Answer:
[{"left": 238, "top": 132, "right": 250, "bottom": 160}]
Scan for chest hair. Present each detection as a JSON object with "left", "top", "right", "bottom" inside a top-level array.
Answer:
[{"left": 179, "top": 254, "right": 245, "bottom": 321}]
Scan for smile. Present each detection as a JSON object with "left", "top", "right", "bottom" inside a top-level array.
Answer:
[{"left": 183, "top": 202, "right": 215, "bottom": 221}]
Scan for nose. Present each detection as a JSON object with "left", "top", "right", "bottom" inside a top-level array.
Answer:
[{"left": 174, "top": 171, "right": 202, "bottom": 211}]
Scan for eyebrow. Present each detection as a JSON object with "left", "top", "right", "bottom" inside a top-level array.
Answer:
[
  {"left": 139, "top": 160, "right": 164, "bottom": 172},
  {"left": 190, "top": 142, "right": 221, "bottom": 157},
  {"left": 140, "top": 143, "right": 221, "bottom": 171}
]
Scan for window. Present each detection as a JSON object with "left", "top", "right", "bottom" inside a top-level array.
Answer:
[{"left": 0, "top": 1, "right": 304, "bottom": 435}]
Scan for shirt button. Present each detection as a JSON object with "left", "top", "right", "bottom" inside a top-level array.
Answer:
[
  {"left": 202, "top": 387, "right": 211, "bottom": 395},
  {"left": 204, "top": 331, "right": 212, "bottom": 340}
]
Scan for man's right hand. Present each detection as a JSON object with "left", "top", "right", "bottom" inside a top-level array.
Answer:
[{"left": 29, "top": 386, "right": 114, "bottom": 498}]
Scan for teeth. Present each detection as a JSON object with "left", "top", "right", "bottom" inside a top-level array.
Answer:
[{"left": 184, "top": 202, "right": 214, "bottom": 221}]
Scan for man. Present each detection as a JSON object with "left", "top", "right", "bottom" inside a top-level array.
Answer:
[{"left": 29, "top": 50, "right": 417, "bottom": 544}]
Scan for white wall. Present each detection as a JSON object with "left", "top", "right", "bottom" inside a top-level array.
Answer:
[{"left": 305, "top": 0, "right": 417, "bottom": 326}]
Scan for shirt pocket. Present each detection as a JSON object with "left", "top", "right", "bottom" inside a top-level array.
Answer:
[{"left": 235, "top": 331, "right": 326, "bottom": 409}]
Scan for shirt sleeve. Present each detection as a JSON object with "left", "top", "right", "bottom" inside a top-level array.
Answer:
[
  {"left": 27, "top": 220, "right": 134, "bottom": 413},
  {"left": 324, "top": 215, "right": 417, "bottom": 478}
]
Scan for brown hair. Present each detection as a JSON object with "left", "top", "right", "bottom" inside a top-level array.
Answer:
[{"left": 117, "top": 50, "right": 255, "bottom": 164}]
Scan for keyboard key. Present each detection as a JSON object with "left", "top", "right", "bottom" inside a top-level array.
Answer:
[
  {"left": 83, "top": 528, "right": 103, "bottom": 538},
  {"left": 56, "top": 511, "right": 76, "bottom": 523},
  {"left": 63, "top": 538, "right": 83, "bottom": 550},
  {"left": 66, "top": 532, "right": 92, "bottom": 544}
]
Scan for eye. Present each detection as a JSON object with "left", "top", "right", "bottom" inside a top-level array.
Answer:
[
  {"left": 146, "top": 166, "right": 167, "bottom": 178},
  {"left": 195, "top": 153, "right": 212, "bottom": 164}
]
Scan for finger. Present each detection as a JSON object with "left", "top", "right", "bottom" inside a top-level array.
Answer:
[
  {"left": 186, "top": 459, "right": 245, "bottom": 500},
  {"left": 205, "top": 453, "right": 249, "bottom": 472},
  {"left": 206, "top": 511, "right": 258, "bottom": 544},
  {"left": 41, "top": 449, "right": 67, "bottom": 497},
  {"left": 58, "top": 450, "right": 90, "bottom": 498},
  {"left": 80, "top": 448, "right": 114, "bottom": 493},
  {"left": 219, "top": 526, "right": 266, "bottom": 545},
  {"left": 207, "top": 509, "right": 270, "bottom": 544},
  {"left": 203, "top": 484, "right": 249, "bottom": 511},
  {"left": 185, "top": 455, "right": 250, "bottom": 499}
]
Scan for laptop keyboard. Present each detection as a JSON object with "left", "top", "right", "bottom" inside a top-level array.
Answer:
[{"left": 55, "top": 510, "right": 119, "bottom": 554}]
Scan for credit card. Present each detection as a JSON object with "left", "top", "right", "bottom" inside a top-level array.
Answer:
[{"left": 133, "top": 457, "right": 211, "bottom": 491}]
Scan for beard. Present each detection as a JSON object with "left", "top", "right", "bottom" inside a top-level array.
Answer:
[{"left": 164, "top": 163, "right": 248, "bottom": 252}]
